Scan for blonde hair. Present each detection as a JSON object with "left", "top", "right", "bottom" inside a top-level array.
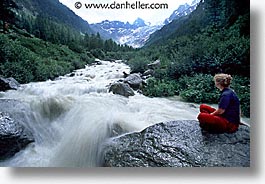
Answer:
[{"left": 214, "top": 73, "right": 232, "bottom": 87}]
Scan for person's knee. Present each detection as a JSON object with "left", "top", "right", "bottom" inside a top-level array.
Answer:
[
  {"left": 199, "top": 104, "right": 213, "bottom": 113},
  {"left": 197, "top": 112, "right": 208, "bottom": 122},
  {"left": 199, "top": 104, "right": 208, "bottom": 111}
]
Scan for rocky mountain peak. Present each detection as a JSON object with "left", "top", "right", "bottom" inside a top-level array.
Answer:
[{"left": 132, "top": 17, "right": 147, "bottom": 28}]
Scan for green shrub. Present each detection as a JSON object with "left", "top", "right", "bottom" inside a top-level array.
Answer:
[
  {"left": 0, "top": 34, "right": 37, "bottom": 83},
  {"left": 178, "top": 74, "right": 250, "bottom": 117},
  {"left": 0, "top": 33, "right": 93, "bottom": 83},
  {"left": 127, "top": 57, "right": 150, "bottom": 73},
  {"left": 178, "top": 74, "right": 219, "bottom": 103},
  {"left": 143, "top": 77, "right": 177, "bottom": 97},
  {"left": 230, "top": 76, "right": 250, "bottom": 117},
  {"left": 90, "top": 49, "right": 105, "bottom": 59}
]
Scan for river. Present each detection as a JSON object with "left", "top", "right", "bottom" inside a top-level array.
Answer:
[{"left": 0, "top": 60, "right": 203, "bottom": 167}]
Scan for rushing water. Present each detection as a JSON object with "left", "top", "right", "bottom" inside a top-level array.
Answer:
[{"left": 0, "top": 60, "right": 200, "bottom": 167}]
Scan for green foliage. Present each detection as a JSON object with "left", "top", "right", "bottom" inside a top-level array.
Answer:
[
  {"left": 90, "top": 48, "right": 105, "bottom": 59},
  {"left": 177, "top": 74, "right": 250, "bottom": 118},
  {"left": 143, "top": 77, "right": 177, "bottom": 97},
  {"left": 178, "top": 74, "right": 219, "bottom": 103},
  {"left": 155, "top": 27, "right": 250, "bottom": 78},
  {"left": 0, "top": 34, "right": 36, "bottom": 82},
  {"left": 127, "top": 57, "right": 150, "bottom": 73},
  {"left": 14, "top": 0, "right": 93, "bottom": 35},
  {"left": 230, "top": 76, "right": 250, "bottom": 117},
  {"left": 0, "top": 33, "right": 91, "bottom": 83}
]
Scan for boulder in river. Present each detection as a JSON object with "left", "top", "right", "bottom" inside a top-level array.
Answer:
[
  {"left": 0, "top": 77, "right": 20, "bottom": 92},
  {"left": 103, "top": 120, "right": 250, "bottom": 167},
  {"left": 109, "top": 82, "right": 135, "bottom": 97},
  {"left": 0, "top": 112, "right": 34, "bottom": 160},
  {"left": 124, "top": 73, "right": 143, "bottom": 90}
]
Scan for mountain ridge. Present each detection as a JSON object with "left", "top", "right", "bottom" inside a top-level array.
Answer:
[
  {"left": 164, "top": 0, "right": 200, "bottom": 25},
  {"left": 14, "top": 0, "right": 93, "bottom": 34},
  {"left": 90, "top": 17, "right": 161, "bottom": 48},
  {"left": 90, "top": 1, "right": 200, "bottom": 48}
]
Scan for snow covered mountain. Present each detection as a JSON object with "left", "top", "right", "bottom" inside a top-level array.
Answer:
[
  {"left": 118, "top": 24, "right": 163, "bottom": 48},
  {"left": 90, "top": 1, "right": 200, "bottom": 48},
  {"left": 164, "top": 0, "right": 201, "bottom": 25},
  {"left": 90, "top": 18, "right": 162, "bottom": 48}
]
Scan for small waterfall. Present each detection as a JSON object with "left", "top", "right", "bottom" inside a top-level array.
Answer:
[{"left": 0, "top": 60, "right": 199, "bottom": 167}]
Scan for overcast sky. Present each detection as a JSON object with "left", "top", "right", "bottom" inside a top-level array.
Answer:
[{"left": 59, "top": 0, "right": 195, "bottom": 25}]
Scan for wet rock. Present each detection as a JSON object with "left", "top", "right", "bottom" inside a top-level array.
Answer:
[
  {"left": 123, "top": 71, "right": 129, "bottom": 78},
  {"left": 85, "top": 73, "right": 96, "bottom": 79},
  {"left": 124, "top": 73, "right": 143, "bottom": 90},
  {"left": 109, "top": 82, "right": 135, "bottom": 97},
  {"left": 103, "top": 120, "right": 250, "bottom": 167},
  {"left": 94, "top": 59, "right": 102, "bottom": 65},
  {"left": 0, "top": 112, "right": 34, "bottom": 160},
  {"left": 68, "top": 73, "right": 75, "bottom": 77},
  {"left": 0, "top": 77, "right": 20, "bottom": 92}
]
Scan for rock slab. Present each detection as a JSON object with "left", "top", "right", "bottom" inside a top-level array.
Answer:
[
  {"left": 124, "top": 73, "right": 143, "bottom": 90},
  {"left": 103, "top": 120, "right": 250, "bottom": 167},
  {"left": 0, "top": 77, "right": 20, "bottom": 92},
  {"left": 0, "top": 112, "right": 34, "bottom": 160},
  {"left": 109, "top": 82, "right": 135, "bottom": 97}
]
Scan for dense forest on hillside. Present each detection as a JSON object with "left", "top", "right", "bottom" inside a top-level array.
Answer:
[
  {"left": 127, "top": 0, "right": 250, "bottom": 117},
  {"left": 0, "top": 0, "right": 250, "bottom": 117},
  {"left": 14, "top": 0, "right": 94, "bottom": 34}
]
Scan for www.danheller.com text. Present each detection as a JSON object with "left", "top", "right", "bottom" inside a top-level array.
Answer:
[{"left": 74, "top": 1, "right": 169, "bottom": 10}]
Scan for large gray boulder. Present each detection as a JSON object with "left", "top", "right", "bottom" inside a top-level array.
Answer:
[
  {"left": 124, "top": 73, "right": 143, "bottom": 90},
  {"left": 0, "top": 77, "right": 20, "bottom": 92},
  {"left": 0, "top": 99, "right": 36, "bottom": 160},
  {"left": 0, "top": 112, "right": 34, "bottom": 160},
  {"left": 103, "top": 120, "right": 250, "bottom": 167},
  {"left": 109, "top": 82, "right": 135, "bottom": 97}
]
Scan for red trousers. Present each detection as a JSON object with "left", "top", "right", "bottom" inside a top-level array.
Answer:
[{"left": 197, "top": 104, "right": 238, "bottom": 133}]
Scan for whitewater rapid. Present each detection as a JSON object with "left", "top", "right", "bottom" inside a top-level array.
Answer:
[{"left": 0, "top": 60, "right": 199, "bottom": 167}]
